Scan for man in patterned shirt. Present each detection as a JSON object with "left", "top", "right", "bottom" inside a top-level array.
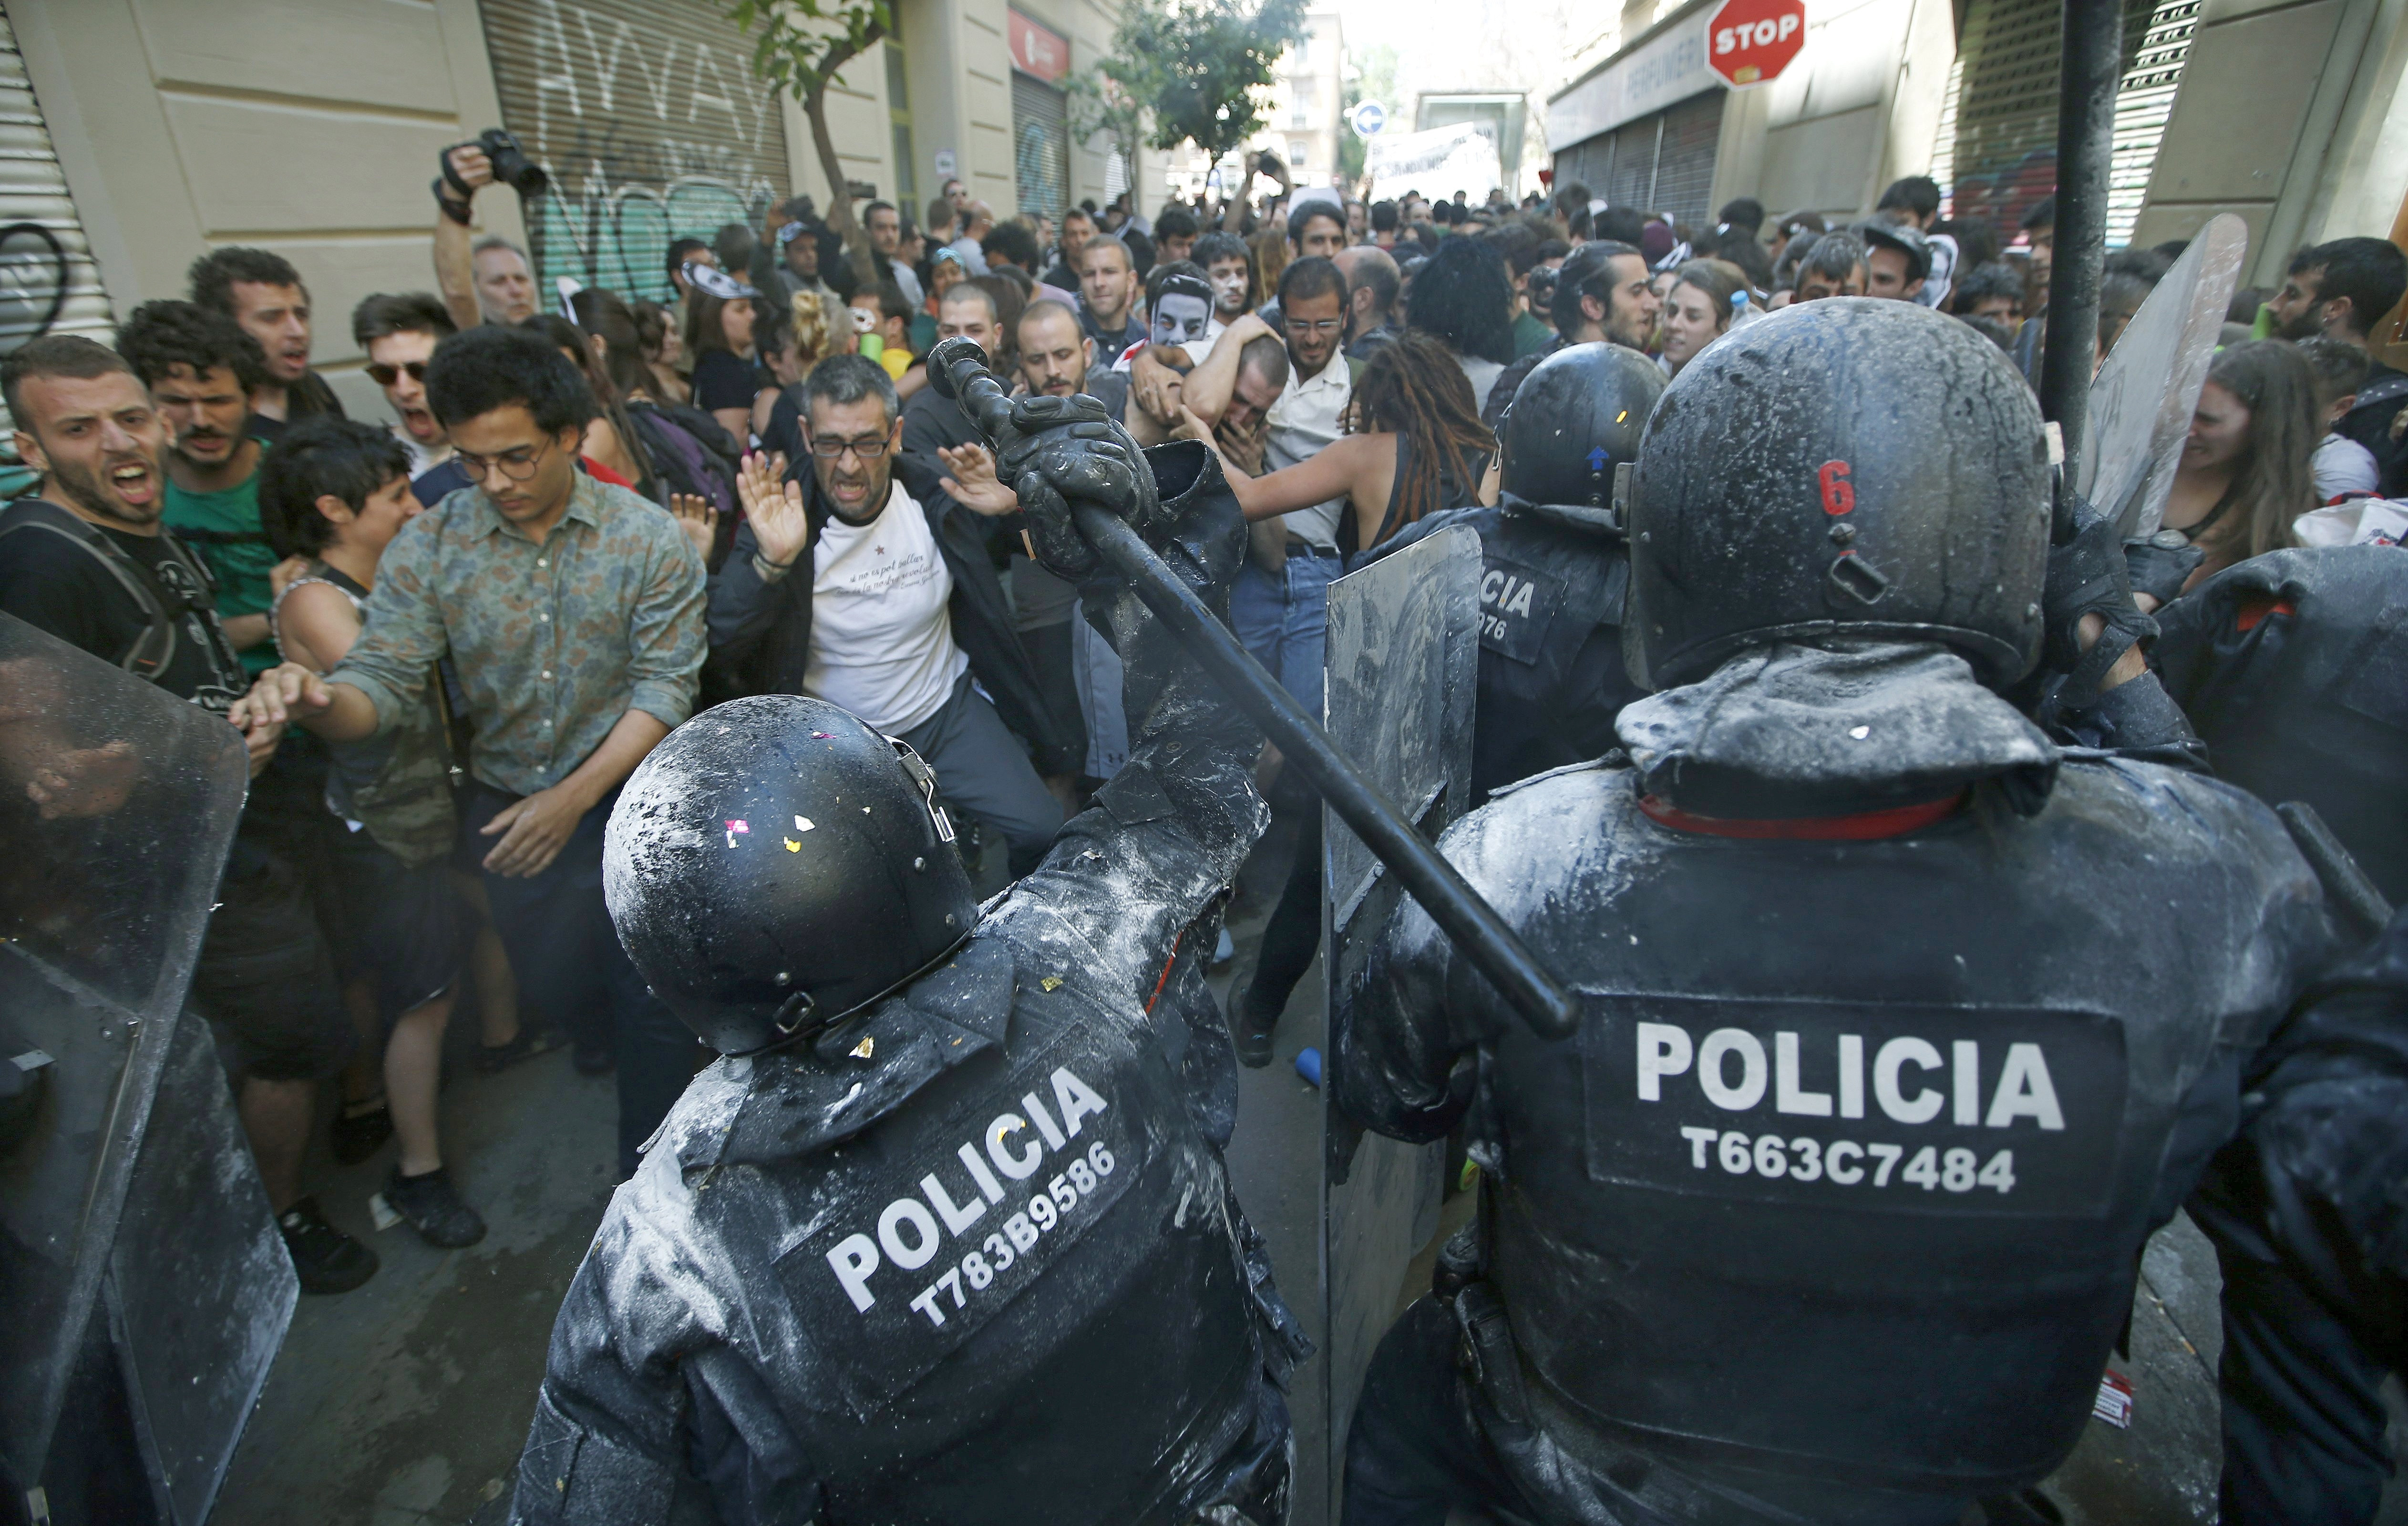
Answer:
[{"left": 239, "top": 328, "right": 708, "bottom": 1177}]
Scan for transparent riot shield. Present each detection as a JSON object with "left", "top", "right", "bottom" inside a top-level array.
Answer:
[
  {"left": 0, "top": 610, "right": 290, "bottom": 1521},
  {"left": 1319, "top": 526, "right": 1482, "bottom": 1520},
  {"left": 2080, "top": 213, "right": 2248, "bottom": 538}
]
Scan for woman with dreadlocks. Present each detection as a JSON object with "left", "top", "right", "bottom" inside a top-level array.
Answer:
[
  {"left": 1176, "top": 328, "right": 1499, "bottom": 1066},
  {"left": 1185, "top": 328, "right": 1497, "bottom": 560}
]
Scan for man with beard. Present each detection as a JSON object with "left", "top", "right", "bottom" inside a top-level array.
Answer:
[
  {"left": 1335, "top": 245, "right": 1401, "bottom": 362},
  {"left": 350, "top": 292, "right": 470, "bottom": 506},
  {"left": 189, "top": 247, "right": 346, "bottom": 444},
  {"left": 1479, "top": 239, "right": 1659, "bottom": 428},
  {"left": 2267, "top": 236, "right": 2408, "bottom": 497},
  {"left": 0, "top": 335, "right": 375, "bottom": 1293},
  {"left": 118, "top": 301, "right": 282, "bottom": 674},
  {"left": 709, "top": 355, "right": 1067, "bottom": 876},
  {"left": 1076, "top": 236, "right": 1147, "bottom": 362}
]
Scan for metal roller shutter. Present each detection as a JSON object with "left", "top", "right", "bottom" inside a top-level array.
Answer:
[
  {"left": 1011, "top": 73, "right": 1070, "bottom": 223},
  {"left": 1552, "top": 85, "right": 1722, "bottom": 230},
  {"left": 477, "top": 0, "right": 794, "bottom": 303},
  {"left": 1946, "top": 0, "right": 2189, "bottom": 240},
  {"left": 0, "top": 0, "right": 119, "bottom": 491},
  {"left": 1648, "top": 89, "right": 1724, "bottom": 229}
]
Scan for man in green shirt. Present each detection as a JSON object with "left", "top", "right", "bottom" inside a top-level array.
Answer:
[{"left": 116, "top": 301, "right": 278, "bottom": 674}]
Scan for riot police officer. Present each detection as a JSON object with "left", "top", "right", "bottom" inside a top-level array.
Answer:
[
  {"left": 1332, "top": 299, "right": 2342, "bottom": 1525},
  {"left": 1369, "top": 341, "right": 1659, "bottom": 804},
  {"left": 510, "top": 414, "right": 1308, "bottom": 1524},
  {"left": 2151, "top": 543, "right": 2408, "bottom": 903}
]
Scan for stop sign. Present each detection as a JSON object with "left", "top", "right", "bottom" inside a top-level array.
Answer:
[{"left": 1707, "top": 0, "right": 1807, "bottom": 87}]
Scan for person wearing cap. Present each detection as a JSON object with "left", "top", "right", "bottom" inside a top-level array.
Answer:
[
  {"left": 1859, "top": 219, "right": 1931, "bottom": 303},
  {"left": 684, "top": 262, "right": 770, "bottom": 445}
]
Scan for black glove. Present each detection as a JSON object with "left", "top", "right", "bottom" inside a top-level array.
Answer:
[
  {"left": 999, "top": 392, "right": 1171, "bottom": 584},
  {"left": 2123, "top": 531, "right": 2206, "bottom": 608},
  {"left": 2043, "top": 492, "right": 2157, "bottom": 707}
]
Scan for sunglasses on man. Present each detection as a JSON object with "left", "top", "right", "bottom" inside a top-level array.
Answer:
[{"left": 367, "top": 359, "right": 428, "bottom": 387}]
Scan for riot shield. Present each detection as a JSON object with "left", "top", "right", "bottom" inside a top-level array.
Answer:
[
  {"left": 1319, "top": 526, "right": 1482, "bottom": 1520},
  {"left": 0, "top": 611, "right": 290, "bottom": 1522},
  {"left": 2079, "top": 213, "right": 2249, "bottom": 538}
]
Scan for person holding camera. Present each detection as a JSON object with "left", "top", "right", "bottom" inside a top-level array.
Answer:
[{"left": 432, "top": 131, "right": 543, "bottom": 332}]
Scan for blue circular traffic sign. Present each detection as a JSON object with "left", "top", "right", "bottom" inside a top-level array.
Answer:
[{"left": 1351, "top": 101, "right": 1388, "bottom": 138}]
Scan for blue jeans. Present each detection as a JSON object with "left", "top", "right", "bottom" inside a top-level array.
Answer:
[
  {"left": 1230, "top": 552, "right": 1341, "bottom": 719},
  {"left": 467, "top": 783, "right": 697, "bottom": 1180}
]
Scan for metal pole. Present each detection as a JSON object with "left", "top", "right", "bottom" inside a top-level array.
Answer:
[
  {"left": 926, "top": 340, "right": 1583, "bottom": 1043},
  {"left": 2038, "top": 0, "right": 2120, "bottom": 471}
]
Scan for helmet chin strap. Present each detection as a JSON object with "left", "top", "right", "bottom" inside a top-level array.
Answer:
[{"left": 756, "top": 927, "right": 979, "bottom": 1055}]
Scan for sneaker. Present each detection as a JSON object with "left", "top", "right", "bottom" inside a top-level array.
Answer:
[
  {"left": 473, "top": 1025, "right": 563, "bottom": 1076},
  {"left": 1229, "top": 983, "right": 1278, "bottom": 1069},
  {"left": 279, "top": 1197, "right": 378, "bottom": 1293},
  {"left": 331, "top": 1097, "right": 392, "bottom": 1165},
  {"left": 571, "top": 1039, "right": 616, "bottom": 1076},
  {"left": 382, "top": 1165, "right": 487, "bottom": 1249}
]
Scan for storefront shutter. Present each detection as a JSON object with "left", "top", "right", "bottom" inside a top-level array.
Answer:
[
  {"left": 0, "top": 1, "right": 119, "bottom": 489},
  {"left": 1011, "top": 72, "right": 1070, "bottom": 223},
  {"left": 477, "top": 0, "right": 794, "bottom": 302}
]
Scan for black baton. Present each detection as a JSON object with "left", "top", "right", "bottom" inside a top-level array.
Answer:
[{"left": 928, "top": 339, "right": 1581, "bottom": 1042}]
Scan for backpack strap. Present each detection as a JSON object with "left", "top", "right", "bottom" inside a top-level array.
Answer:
[{"left": 0, "top": 498, "right": 178, "bottom": 676}]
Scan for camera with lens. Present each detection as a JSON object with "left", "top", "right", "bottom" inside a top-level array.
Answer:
[{"left": 478, "top": 128, "right": 549, "bottom": 197}]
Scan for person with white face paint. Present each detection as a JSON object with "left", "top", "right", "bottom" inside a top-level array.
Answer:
[{"left": 1147, "top": 266, "right": 1216, "bottom": 354}]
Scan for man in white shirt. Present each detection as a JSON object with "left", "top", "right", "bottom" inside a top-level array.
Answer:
[
  {"left": 1180, "top": 257, "right": 1352, "bottom": 717},
  {"left": 716, "top": 355, "right": 1063, "bottom": 874}
]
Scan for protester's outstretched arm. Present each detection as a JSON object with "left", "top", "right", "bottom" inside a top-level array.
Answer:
[
  {"left": 1183, "top": 409, "right": 1370, "bottom": 522},
  {"left": 433, "top": 144, "right": 494, "bottom": 332},
  {"left": 1181, "top": 314, "right": 1271, "bottom": 425}
]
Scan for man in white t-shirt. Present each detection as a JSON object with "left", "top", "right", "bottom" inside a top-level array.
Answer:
[
  {"left": 713, "top": 355, "right": 1063, "bottom": 874},
  {"left": 1178, "top": 257, "right": 1352, "bottom": 718}
]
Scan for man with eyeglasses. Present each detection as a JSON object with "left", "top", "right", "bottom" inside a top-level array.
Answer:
[
  {"left": 708, "top": 355, "right": 1067, "bottom": 878},
  {"left": 1177, "top": 256, "right": 1354, "bottom": 719},
  {"left": 237, "top": 327, "right": 707, "bottom": 1182},
  {"left": 350, "top": 292, "right": 470, "bottom": 506}
]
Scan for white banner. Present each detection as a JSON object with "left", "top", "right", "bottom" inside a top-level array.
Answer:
[{"left": 1366, "top": 123, "right": 1503, "bottom": 205}]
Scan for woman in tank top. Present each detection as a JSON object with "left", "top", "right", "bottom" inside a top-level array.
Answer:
[{"left": 1190, "top": 330, "right": 1497, "bottom": 560}]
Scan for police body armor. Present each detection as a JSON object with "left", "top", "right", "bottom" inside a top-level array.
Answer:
[
  {"left": 1365, "top": 342, "right": 1665, "bottom": 804},
  {"left": 2152, "top": 544, "right": 2408, "bottom": 904},
  {"left": 1333, "top": 304, "right": 2340, "bottom": 1522},
  {"left": 1374, "top": 496, "right": 1640, "bottom": 804},
  {"left": 1339, "top": 705, "right": 2335, "bottom": 1518},
  {"left": 516, "top": 440, "right": 1306, "bottom": 1526}
]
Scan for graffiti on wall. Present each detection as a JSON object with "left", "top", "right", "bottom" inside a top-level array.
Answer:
[
  {"left": 0, "top": 223, "right": 68, "bottom": 355},
  {"left": 486, "top": 0, "right": 794, "bottom": 303}
]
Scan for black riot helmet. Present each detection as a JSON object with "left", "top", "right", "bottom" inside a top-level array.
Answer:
[
  {"left": 1625, "top": 298, "right": 2049, "bottom": 691},
  {"left": 605, "top": 696, "right": 981, "bottom": 1055},
  {"left": 1499, "top": 341, "right": 1664, "bottom": 508}
]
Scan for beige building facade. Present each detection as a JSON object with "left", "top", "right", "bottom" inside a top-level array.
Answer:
[
  {"left": 4, "top": 0, "right": 1162, "bottom": 433},
  {"left": 1546, "top": 0, "right": 2408, "bottom": 284}
]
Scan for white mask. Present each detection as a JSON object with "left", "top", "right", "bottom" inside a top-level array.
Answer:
[{"left": 1152, "top": 292, "right": 1212, "bottom": 348}]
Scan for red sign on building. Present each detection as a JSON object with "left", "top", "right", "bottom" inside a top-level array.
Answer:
[
  {"left": 1706, "top": 0, "right": 1807, "bottom": 87},
  {"left": 1008, "top": 10, "right": 1070, "bottom": 83}
]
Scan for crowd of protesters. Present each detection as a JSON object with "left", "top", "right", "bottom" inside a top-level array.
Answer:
[{"left": 1, "top": 128, "right": 2404, "bottom": 1318}]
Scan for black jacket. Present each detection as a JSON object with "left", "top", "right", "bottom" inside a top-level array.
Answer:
[
  {"left": 515, "top": 442, "right": 1306, "bottom": 1526},
  {"left": 704, "top": 463, "right": 1078, "bottom": 773}
]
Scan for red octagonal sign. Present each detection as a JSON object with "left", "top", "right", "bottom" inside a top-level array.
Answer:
[{"left": 1708, "top": 0, "right": 1807, "bottom": 88}]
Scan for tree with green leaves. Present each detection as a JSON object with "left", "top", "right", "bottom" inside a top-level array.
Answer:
[
  {"left": 723, "top": 0, "right": 887, "bottom": 288},
  {"left": 1069, "top": 0, "right": 1308, "bottom": 179}
]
